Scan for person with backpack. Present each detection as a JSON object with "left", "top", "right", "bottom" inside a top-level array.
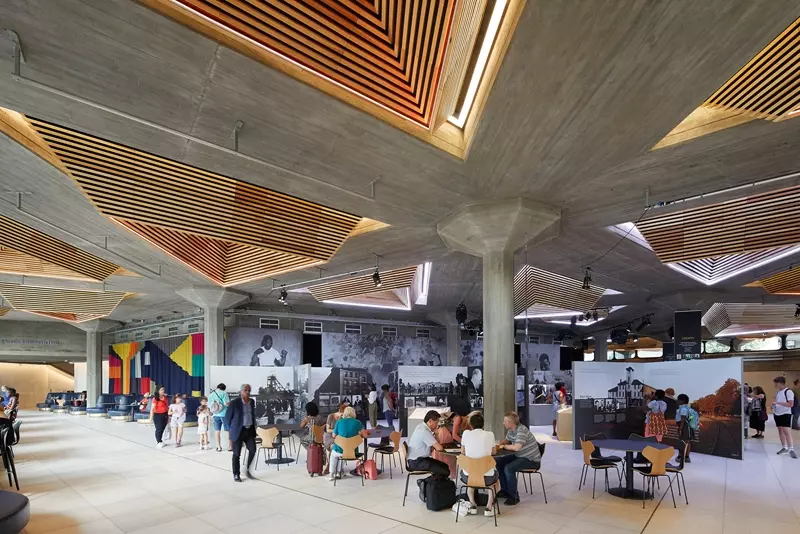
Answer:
[
  {"left": 675, "top": 394, "right": 697, "bottom": 463},
  {"left": 772, "top": 376, "right": 797, "bottom": 458},
  {"left": 209, "top": 383, "right": 231, "bottom": 452}
]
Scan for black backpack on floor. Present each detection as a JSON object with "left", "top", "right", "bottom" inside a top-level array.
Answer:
[{"left": 425, "top": 476, "right": 457, "bottom": 511}]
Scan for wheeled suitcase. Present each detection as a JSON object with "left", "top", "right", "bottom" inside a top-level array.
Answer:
[{"left": 307, "top": 443, "right": 325, "bottom": 476}]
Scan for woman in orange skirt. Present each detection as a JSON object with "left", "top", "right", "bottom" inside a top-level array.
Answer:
[{"left": 645, "top": 389, "right": 668, "bottom": 442}]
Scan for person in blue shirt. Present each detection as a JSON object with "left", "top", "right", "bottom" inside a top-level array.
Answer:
[
  {"left": 209, "top": 383, "right": 231, "bottom": 452},
  {"left": 328, "top": 406, "right": 368, "bottom": 481}
]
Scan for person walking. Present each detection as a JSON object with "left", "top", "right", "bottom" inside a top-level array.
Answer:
[
  {"left": 209, "top": 383, "right": 231, "bottom": 452},
  {"left": 367, "top": 384, "right": 378, "bottom": 429},
  {"left": 495, "top": 411, "right": 542, "bottom": 506},
  {"left": 225, "top": 384, "right": 258, "bottom": 481},
  {"left": 381, "top": 384, "right": 395, "bottom": 429},
  {"left": 148, "top": 386, "right": 169, "bottom": 448},
  {"left": 749, "top": 386, "right": 767, "bottom": 438},
  {"left": 791, "top": 379, "right": 800, "bottom": 431},
  {"left": 552, "top": 381, "right": 566, "bottom": 437},
  {"left": 772, "top": 377, "right": 796, "bottom": 458}
]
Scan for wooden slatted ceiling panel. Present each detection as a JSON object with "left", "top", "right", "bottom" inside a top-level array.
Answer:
[
  {"left": 636, "top": 185, "right": 800, "bottom": 263},
  {"left": 701, "top": 303, "right": 732, "bottom": 337},
  {"left": 670, "top": 246, "right": 797, "bottom": 283},
  {"left": 759, "top": 265, "right": 800, "bottom": 294},
  {"left": 0, "top": 247, "right": 97, "bottom": 281},
  {"left": 703, "top": 302, "right": 800, "bottom": 336},
  {"left": 28, "top": 118, "right": 362, "bottom": 261},
  {"left": 0, "top": 307, "right": 9, "bottom": 318},
  {"left": 26, "top": 311, "right": 106, "bottom": 323},
  {"left": 0, "top": 283, "right": 127, "bottom": 315},
  {"left": 308, "top": 265, "right": 418, "bottom": 301},
  {"left": 163, "top": 0, "right": 456, "bottom": 127},
  {"left": 120, "top": 220, "right": 322, "bottom": 286},
  {"left": 513, "top": 266, "right": 605, "bottom": 316},
  {"left": 705, "top": 17, "right": 800, "bottom": 121},
  {"left": 0, "top": 214, "right": 119, "bottom": 282}
]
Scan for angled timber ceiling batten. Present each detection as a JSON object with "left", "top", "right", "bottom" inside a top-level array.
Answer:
[
  {"left": 702, "top": 302, "right": 800, "bottom": 337},
  {"left": 757, "top": 265, "right": 800, "bottom": 294},
  {"left": 26, "top": 118, "right": 368, "bottom": 286},
  {"left": 0, "top": 307, "right": 9, "bottom": 318},
  {"left": 513, "top": 266, "right": 605, "bottom": 316},
  {"left": 26, "top": 312, "right": 107, "bottom": 323},
  {"left": 654, "top": 16, "right": 800, "bottom": 149},
  {"left": 668, "top": 245, "right": 799, "bottom": 285},
  {"left": 0, "top": 283, "right": 129, "bottom": 317},
  {"left": 636, "top": 185, "right": 800, "bottom": 263},
  {"left": 0, "top": 215, "right": 120, "bottom": 282},
  {"left": 141, "top": 0, "right": 525, "bottom": 157},
  {"left": 308, "top": 265, "right": 418, "bottom": 301}
]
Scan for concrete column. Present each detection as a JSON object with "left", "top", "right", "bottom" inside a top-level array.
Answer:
[
  {"left": 594, "top": 331, "right": 609, "bottom": 362},
  {"left": 427, "top": 312, "right": 462, "bottom": 366},
  {"left": 75, "top": 319, "right": 119, "bottom": 407},
  {"left": 438, "top": 198, "right": 561, "bottom": 436},
  {"left": 176, "top": 287, "right": 249, "bottom": 391}
]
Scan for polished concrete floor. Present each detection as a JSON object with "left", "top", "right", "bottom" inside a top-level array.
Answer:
[{"left": 10, "top": 411, "right": 800, "bottom": 534}]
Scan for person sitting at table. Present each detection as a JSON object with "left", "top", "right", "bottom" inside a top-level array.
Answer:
[
  {"left": 298, "top": 401, "right": 325, "bottom": 450},
  {"left": 495, "top": 411, "right": 542, "bottom": 506},
  {"left": 407, "top": 410, "right": 448, "bottom": 477},
  {"left": 324, "top": 402, "right": 349, "bottom": 475},
  {"left": 328, "top": 406, "right": 368, "bottom": 481},
  {"left": 460, "top": 412, "right": 499, "bottom": 516}
]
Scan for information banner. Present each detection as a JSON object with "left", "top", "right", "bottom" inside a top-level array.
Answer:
[
  {"left": 662, "top": 342, "right": 675, "bottom": 361},
  {"left": 674, "top": 310, "right": 702, "bottom": 356}
]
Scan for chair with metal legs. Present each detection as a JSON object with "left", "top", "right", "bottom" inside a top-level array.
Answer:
[
  {"left": 372, "top": 431, "right": 403, "bottom": 479},
  {"left": 516, "top": 442, "right": 547, "bottom": 503},
  {"left": 578, "top": 439, "right": 620, "bottom": 499},
  {"left": 666, "top": 440, "right": 689, "bottom": 505},
  {"left": 455, "top": 455, "right": 500, "bottom": 527},
  {"left": 633, "top": 446, "right": 676, "bottom": 509},
  {"left": 402, "top": 442, "right": 431, "bottom": 506}
]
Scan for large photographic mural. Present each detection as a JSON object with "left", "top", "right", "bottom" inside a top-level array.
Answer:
[{"left": 225, "top": 327, "right": 302, "bottom": 367}]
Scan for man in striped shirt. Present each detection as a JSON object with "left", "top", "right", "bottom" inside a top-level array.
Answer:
[{"left": 495, "top": 411, "right": 542, "bottom": 505}]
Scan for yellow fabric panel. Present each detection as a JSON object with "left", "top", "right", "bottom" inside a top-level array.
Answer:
[
  {"left": 192, "top": 391, "right": 201, "bottom": 398},
  {"left": 112, "top": 342, "right": 138, "bottom": 395},
  {"left": 170, "top": 336, "right": 193, "bottom": 375}
]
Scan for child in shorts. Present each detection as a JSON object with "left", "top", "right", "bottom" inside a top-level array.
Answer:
[
  {"left": 197, "top": 397, "right": 211, "bottom": 450},
  {"left": 168, "top": 394, "right": 186, "bottom": 447},
  {"left": 675, "top": 394, "right": 694, "bottom": 463}
]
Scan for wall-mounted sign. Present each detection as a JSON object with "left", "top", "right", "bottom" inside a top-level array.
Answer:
[
  {"left": 674, "top": 310, "right": 702, "bottom": 356},
  {"left": 662, "top": 341, "right": 675, "bottom": 361},
  {"left": 0, "top": 338, "right": 61, "bottom": 345}
]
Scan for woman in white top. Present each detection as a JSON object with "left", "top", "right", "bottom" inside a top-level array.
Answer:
[
  {"left": 460, "top": 412, "right": 499, "bottom": 517},
  {"left": 645, "top": 389, "right": 668, "bottom": 442}
]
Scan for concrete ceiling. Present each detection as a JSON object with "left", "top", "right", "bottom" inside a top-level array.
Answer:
[{"left": 1, "top": 0, "right": 800, "bottom": 338}]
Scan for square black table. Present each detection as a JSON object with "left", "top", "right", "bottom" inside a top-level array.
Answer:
[{"left": 589, "top": 439, "right": 673, "bottom": 499}]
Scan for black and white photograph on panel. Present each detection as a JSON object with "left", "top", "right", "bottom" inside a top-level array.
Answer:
[
  {"left": 321, "top": 332, "right": 446, "bottom": 391},
  {"left": 225, "top": 327, "right": 302, "bottom": 367},
  {"left": 459, "top": 339, "right": 484, "bottom": 366}
]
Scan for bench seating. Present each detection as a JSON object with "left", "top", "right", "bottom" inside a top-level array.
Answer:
[
  {"left": 53, "top": 393, "right": 82, "bottom": 414},
  {"left": 35, "top": 393, "right": 63, "bottom": 412},
  {"left": 86, "top": 394, "right": 117, "bottom": 418},
  {"left": 107, "top": 395, "right": 137, "bottom": 421}
]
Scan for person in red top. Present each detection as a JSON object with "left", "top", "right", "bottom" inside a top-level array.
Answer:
[{"left": 148, "top": 386, "right": 169, "bottom": 448}]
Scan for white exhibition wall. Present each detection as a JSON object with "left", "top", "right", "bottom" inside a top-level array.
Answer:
[{"left": 225, "top": 327, "right": 302, "bottom": 367}]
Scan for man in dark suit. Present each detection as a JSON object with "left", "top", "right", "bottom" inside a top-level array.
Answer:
[{"left": 224, "top": 384, "right": 257, "bottom": 482}]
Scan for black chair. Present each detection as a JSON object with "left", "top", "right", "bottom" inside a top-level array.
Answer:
[
  {"left": 629, "top": 433, "right": 659, "bottom": 488},
  {"left": 583, "top": 433, "right": 623, "bottom": 480},
  {"left": 516, "top": 442, "right": 548, "bottom": 503},
  {"left": 666, "top": 440, "right": 689, "bottom": 505},
  {"left": 0, "top": 425, "right": 18, "bottom": 491}
]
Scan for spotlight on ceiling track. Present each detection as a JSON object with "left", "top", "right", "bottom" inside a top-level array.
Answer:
[
  {"left": 668, "top": 325, "right": 674, "bottom": 339},
  {"left": 795, "top": 304, "right": 800, "bottom": 319},
  {"left": 456, "top": 302, "right": 468, "bottom": 325},
  {"left": 582, "top": 267, "right": 592, "bottom": 290},
  {"left": 570, "top": 316, "right": 577, "bottom": 327},
  {"left": 584, "top": 311, "right": 592, "bottom": 321},
  {"left": 372, "top": 253, "right": 382, "bottom": 288},
  {"left": 592, "top": 310, "right": 599, "bottom": 321},
  {"left": 636, "top": 316, "right": 652, "bottom": 332},
  {"left": 278, "top": 286, "right": 288, "bottom": 305}
]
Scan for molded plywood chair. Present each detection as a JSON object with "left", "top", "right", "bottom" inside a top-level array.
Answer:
[
  {"left": 578, "top": 439, "right": 620, "bottom": 499},
  {"left": 402, "top": 441, "right": 431, "bottom": 506},
  {"left": 372, "top": 431, "right": 403, "bottom": 479},
  {"left": 333, "top": 435, "right": 364, "bottom": 486},
  {"left": 254, "top": 427, "right": 287, "bottom": 471},
  {"left": 633, "top": 446, "right": 676, "bottom": 509},
  {"left": 666, "top": 440, "right": 689, "bottom": 505},
  {"left": 456, "top": 455, "right": 500, "bottom": 527},
  {"left": 516, "top": 442, "right": 548, "bottom": 503}
]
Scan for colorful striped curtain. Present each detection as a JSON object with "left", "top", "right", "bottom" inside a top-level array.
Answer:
[{"left": 108, "top": 333, "right": 204, "bottom": 396}]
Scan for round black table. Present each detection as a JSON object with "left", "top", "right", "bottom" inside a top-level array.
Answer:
[
  {"left": 589, "top": 439, "right": 672, "bottom": 499},
  {"left": 259, "top": 423, "right": 302, "bottom": 465}
]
